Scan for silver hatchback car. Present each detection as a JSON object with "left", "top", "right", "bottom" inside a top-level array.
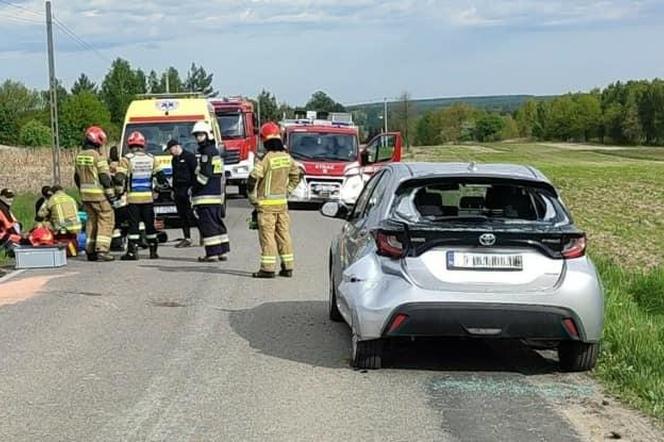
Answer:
[{"left": 321, "top": 162, "right": 604, "bottom": 371}]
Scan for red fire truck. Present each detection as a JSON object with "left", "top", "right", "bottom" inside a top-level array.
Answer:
[
  {"left": 282, "top": 112, "right": 402, "bottom": 205},
  {"left": 210, "top": 97, "right": 258, "bottom": 196}
]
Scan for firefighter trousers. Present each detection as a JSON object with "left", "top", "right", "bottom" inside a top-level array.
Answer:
[
  {"left": 127, "top": 204, "right": 157, "bottom": 245},
  {"left": 83, "top": 201, "right": 114, "bottom": 254},
  {"left": 257, "top": 209, "right": 294, "bottom": 273},
  {"left": 195, "top": 205, "right": 230, "bottom": 257}
]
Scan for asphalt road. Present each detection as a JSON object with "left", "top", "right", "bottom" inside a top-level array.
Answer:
[{"left": 0, "top": 197, "right": 615, "bottom": 441}]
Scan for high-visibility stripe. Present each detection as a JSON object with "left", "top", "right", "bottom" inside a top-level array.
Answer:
[
  {"left": 258, "top": 199, "right": 287, "bottom": 206},
  {"left": 203, "top": 235, "right": 225, "bottom": 246},
  {"left": 76, "top": 155, "right": 95, "bottom": 166},
  {"left": 260, "top": 256, "right": 277, "bottom": 263},
  {"left": 80, "top": 185, "right": 104, "bottom": 193},
  {"left": 192, "top": 196, "right": 223, "bottom": 206},
  {"left": 197, "top": 174, "right": 209, "bottom": 185},
  {"left": 97, "top": 236, "right": 112, "bottom": 246},
  {"left": 112, "top": 229, "right": 122, "bottom": 238},
  {"left": 146, "top": 234, "right": 157, "bottom": 240},
  {"left": 128, "top": 234, "right": 141, "bottom": 240},
  {"left": 280, "top": 254, "right": 294, "bottom": 262}
]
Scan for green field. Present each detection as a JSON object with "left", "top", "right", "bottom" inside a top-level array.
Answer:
[{"left": 407, "top": 142, "right": 664, "bottom": 420}]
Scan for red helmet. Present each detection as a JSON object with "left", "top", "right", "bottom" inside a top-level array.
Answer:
[
  {"left": 28, "top": 226, "right": 54, "bottom": 246},
  {"left": 260, "top": 122, "right": 281, "bottom": 142},
  {"left": 85, "top": 126, "right": 107, "bottom": 147},
  {"left": 127, "top": 131, "right": 146, "bottom": 148}
]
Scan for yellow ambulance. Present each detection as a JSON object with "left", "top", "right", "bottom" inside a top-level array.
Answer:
[{"left": 119, "top": 93, "right": 224, "bottom": 219}]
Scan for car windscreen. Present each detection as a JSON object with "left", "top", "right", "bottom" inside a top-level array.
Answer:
[
  {"left": 217, "top": 113, "right": 245, "bottom": 139},
  {"left": 288, "top": 132, "right": 358, "bottom": 162},
  {"left": 393, "top": 180, "right": 569, "bottom": 225},
  {"left": 123, "top": 122, "right": 198, "bottom": 155}
]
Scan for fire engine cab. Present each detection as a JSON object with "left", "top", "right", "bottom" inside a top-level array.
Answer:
[
  {"left": 282, "top": 111, "right": 402, "bottom": 205},
  {"left": 210, "top": 97, "right": 258, "bottom": 196}
]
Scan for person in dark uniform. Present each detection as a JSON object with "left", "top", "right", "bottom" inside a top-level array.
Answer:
[
  {"left": 165, "top": 139, "right": 198, "bottom": 248},
  {"left": 190, "top": 121, "right": 230, "bottom": 262}
]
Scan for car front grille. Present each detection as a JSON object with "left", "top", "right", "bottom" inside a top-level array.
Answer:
[{"left": 224, "top": 149, "right": 241, "bottom": 165}]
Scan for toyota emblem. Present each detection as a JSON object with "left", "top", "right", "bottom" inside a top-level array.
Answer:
[{"left": 479, "top": 233, "right": 496, "bottom": 246}]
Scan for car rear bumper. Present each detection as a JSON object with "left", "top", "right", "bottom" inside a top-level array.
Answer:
[{"left": 382, "top": 302, "right": 585, "bottom": 341}]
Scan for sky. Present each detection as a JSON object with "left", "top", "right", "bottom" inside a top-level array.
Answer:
[{"left": 1, "top": 0, "right": 663, "bottom": 105}]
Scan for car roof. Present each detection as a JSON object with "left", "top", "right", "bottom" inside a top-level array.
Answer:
[{"left": 391, "top": 162, "right": 552, "bottom": 184}]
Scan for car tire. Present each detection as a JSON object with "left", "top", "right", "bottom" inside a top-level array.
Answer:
[
  {"left": 329, "top": 260, "right": 343, "bottom": 322},
  {"left": 352, "top": 334, "right": 383, "bottom": 370},
  {"left": 558, "top": 341, "right": 600, "bottom": 372}
]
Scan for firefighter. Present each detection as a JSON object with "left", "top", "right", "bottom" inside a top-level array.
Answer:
[
  {"left": 191, "top": 121, "right": 230, "bottom": 262},
  {"left": 165, "top": 139, "right": 198, "bottom": 248},
  {"left": 34, "top": 185, "right": 54, "bottom": 221},
  {"left": 108, "top": 146, "right": 130, "bottom": 252},
  {"left": 35, "top": 185, "right": 82, "bottom": 256},
  {"left": 116, "top": 131, "right": 166, "bottom": 261},
  {"left": 74, "top": 126, "right": 116, "bottom": 262},
  {"left": 247, "top": 122, "right": 302, "bottom": 278},
  {"left": 0, "top": 188, "right": 24, "bottom": 253}
]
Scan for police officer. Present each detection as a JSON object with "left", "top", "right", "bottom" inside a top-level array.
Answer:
[
  {"left": 191, "top": 121, "right": 230, "bottom": 262},
  {"left": 116, "top": 131, "right": 166, "bottom": 261},
  {"left": 74, "top": 126, "right": 116, "bottom": 262},
  {"left": 248, "top": 122, "right": 302, "bottom": 278},
  {"left": 165, "top": 139, "right": 198, "bottom": 248}
]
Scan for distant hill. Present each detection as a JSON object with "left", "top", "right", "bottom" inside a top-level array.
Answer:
[
  {"left": 348, "top": 94, "right": 553, "bottom": 115},
  {"left": 347, "top": 94, "right": 554, "bottom": 137}
]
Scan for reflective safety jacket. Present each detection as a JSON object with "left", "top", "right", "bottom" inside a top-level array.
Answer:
[
  {"left": 248, "top": 151, "right": 301, "bottom": 211},
  {"left": 74, "top": 147, "right": 114, "bottom": 202},
  {"left": 37, "top": 190, "right": 82, "bottom": 234},
  {"left": 192, "top": 141, "right": 224, "bottom": 207},
  {"left": 0, "top": 201, "right": 21, "bottom": 245},
  {"left": 109, "top": 160, "right": 128, "bottom": 209},
  {"left": 118, "top": 150, "right": 165, "bottom": 205}
]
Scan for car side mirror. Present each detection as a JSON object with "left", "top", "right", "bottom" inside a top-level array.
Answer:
[{"left": 320, "top": 201, "right": 349, "bottom": 220}]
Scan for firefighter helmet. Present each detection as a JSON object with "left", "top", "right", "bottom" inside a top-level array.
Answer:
[
  {"left": 260, "top": 122, "right": 281, "bottom": 142},
  {"left": 85, "top": 126, "right": 107, "bottom": 147},
  {"left": 127, "top": 131, "right": 146, "bottom": 148},
  {"left": 192, "top": 121, "right": 215, "bottom": 140},
  {"left": 28, "top": 226, "right": 54, "bottom": 246}
]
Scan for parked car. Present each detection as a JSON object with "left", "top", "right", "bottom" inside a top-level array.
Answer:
[{"left": 321, "top": 162, "right": 604, "bottom": 371}]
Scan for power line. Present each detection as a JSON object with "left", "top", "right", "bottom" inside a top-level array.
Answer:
[
  {"left": 0, "top": 13, "right": 42, "bottom": 25},
  {"left": 0, "top": 0, "right": 42, "bottom": 17},
  {"left": 53, "top": 18, "right": 113, "bottom": 63}
]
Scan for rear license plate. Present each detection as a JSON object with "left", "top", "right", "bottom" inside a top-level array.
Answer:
[
  {"left": 447, "top": 251, "right": 523, "bottom": 271},
  {"left": 154, "top": 205, "right": 177, "bottom": 215}
]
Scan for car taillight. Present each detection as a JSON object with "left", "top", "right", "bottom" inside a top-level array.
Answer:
[
  {"left": 562, "top": 235, "right": 587, "bottom": 259},
  {"left": 374, "top": 231, "right": 405, "bottom": 259}
]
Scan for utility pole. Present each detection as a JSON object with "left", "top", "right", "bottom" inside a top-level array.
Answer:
[
  {"left": 165, "top": 71, "right": 170, "bottom": 93},
  {"left": 46, "top": 1, "right": 61, "bottom": 185},
  {"left": 383, "top": 97, "right": 388, "bottom": 133}
]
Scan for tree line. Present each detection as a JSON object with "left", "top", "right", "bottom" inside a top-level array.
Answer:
[
  {"left": 0, "top": 58, "right": 217, "bottom": 148},
  {"left": 411, "top": 79, "right": 664, "bottom": 146},
  {"left": 0, "top": 56, "right": 350, "bottom": 149}
]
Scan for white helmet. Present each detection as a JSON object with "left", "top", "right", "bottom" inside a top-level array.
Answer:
[{"left": 192, "top": 120, "right": 215, "bottom": 140}]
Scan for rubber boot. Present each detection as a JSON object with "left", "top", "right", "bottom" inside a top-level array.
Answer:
[
  {"left": 121, "top": 242, "right": 139, "bottom": 261},
  {"left": 97, "top": 252, "right": 115, "bottom": 262},
  {"left": 279, "top": 269, "right": 293, "bottom": 278},
  {"left": 252, "top": 270, "right": 276, "bottom": 279},
  {"left": 149, "top": 243, "right": 159, "bottom": 259},
  {"left": 86, "top": 252, "right": 98, "bottom": 262}
]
